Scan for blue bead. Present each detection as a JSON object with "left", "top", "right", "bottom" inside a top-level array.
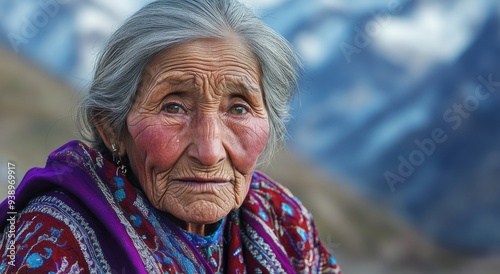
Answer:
[
  {"left": 114, "top": 176, "right": 125, "bottom": 187},
  {"left": 130, "top": 214, "right": 142, "bottom": 227},
  {"left": 258, "top": 209, "right": 269, "bottom": 221},
  {"left": 114, "top": 189, "right": 126, "bottom": 202},
  {"left": 281, "top": 203, "right": 294, "bottom": 216},
  {"left": 297, "top": 227, "right": 307, "bottom": 241}
]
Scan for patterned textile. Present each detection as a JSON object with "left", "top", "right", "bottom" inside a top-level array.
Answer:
[{"left": 0, "top": 141, "right": 341, "bottom": 273}]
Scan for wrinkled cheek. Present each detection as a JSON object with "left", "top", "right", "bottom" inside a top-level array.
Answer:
[
  {"left": 127, "top": 119, "right": 184, "bottom": 174},
  {"left": 228, "top": 119, "right": 269, "bottom": 208},
  {"left": 231, "top": 118, "right": 270, "bottom": 174}
]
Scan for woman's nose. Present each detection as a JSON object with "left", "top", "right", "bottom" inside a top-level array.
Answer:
[{"left": 187, "top": 114, "right": 226, "bottom": 166}]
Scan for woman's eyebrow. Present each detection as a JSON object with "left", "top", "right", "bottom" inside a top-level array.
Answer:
[
  {"left": 146, "top": 76, "right": 197, "bottom": 94},
  {"left": 226, "top": 81, "right": 261, "bottom": 94},
  {"left": 140, "top": 75, "right": 196, "bottom": 104}
]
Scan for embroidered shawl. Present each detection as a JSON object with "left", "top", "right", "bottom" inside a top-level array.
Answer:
[{"left": 0, "top": 141, "right": 341, "bottom": 273}]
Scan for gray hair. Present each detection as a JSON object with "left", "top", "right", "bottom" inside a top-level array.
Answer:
[{"left": 77, "top": 0, "right": 300, "bottom": 165}]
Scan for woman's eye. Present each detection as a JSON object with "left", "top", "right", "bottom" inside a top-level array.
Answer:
[
  {"left": 229, "top": 105, "right": 248, "bottom": 115},
  {"left": 163, "top": 103, "right": 185, "bottom": 114}
]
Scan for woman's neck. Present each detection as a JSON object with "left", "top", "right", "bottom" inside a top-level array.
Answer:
[{"left": 163, "top": 212, "right": 221, "bottom": 236}]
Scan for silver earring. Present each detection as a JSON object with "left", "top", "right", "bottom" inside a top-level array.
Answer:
[{"left": 111, "top": 143, "right": 127, "bottom": 176}]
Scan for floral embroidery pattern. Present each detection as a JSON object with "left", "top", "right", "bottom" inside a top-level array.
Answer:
[{"left": 0, "top": 193, "right": 110, "bottom": 273}]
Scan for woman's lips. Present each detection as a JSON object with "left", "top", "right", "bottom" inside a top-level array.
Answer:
[
  {"left": 175, "top": 178, "right": 231, "bottom": 184},
  {"left": 172, "top": 178, "right": 232, "bottom": 192}
]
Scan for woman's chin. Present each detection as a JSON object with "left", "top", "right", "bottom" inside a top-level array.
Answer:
[{"left": 171, "top": 200, "right": 231, "bottom": 226}]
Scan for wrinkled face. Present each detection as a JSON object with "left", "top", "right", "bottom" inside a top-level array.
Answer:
[{"left": 124, "top": 38, "right": 269, "bottom": 226}]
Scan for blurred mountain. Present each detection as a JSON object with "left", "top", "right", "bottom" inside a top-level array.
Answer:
[{"left": 262, "top": 0, "right": 500, "bottom": 254}]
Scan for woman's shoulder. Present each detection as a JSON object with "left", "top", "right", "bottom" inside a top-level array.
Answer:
[
  {"left": 249, "top": 170, "right": 312, "bottom": 220},
  {"left": 14, "top": 140, "right": 102, "bottom": 195},
  {"left": 37, "top": 140, "right": 105, "bottom": 183},
  {"left": 0, "top": 141, "right": 110, "bottom": 226},
  {"left": 247, "top": 171, "right": 342, "bottom": 273},
  {"left": 41, "top": 140, "right": 94, "bottom": 168},
  {"left": 0, "top": 141, "right": 120, "bottom": 272},
  {"left": 0, "top": 190, "right": 111, "bottom": 273},
  {"left": 247, "top": 171, "right": 316, "bottom": 237}
]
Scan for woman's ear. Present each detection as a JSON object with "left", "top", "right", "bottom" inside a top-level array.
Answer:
[{"left": 93, "top": 118, "right": 126, "bottom": 157}]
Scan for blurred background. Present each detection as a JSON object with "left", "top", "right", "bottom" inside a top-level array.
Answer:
[{"left": 1, "top": 0, "right": 500, "bottom": 272}]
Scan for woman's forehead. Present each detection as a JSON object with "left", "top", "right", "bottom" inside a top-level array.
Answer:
[
  {"left": 142, "top": 71, "right": 261, "bottom": 92},
  {"left": 138, "top": 38, "right": 263, "bottom": 96},
  {"left": 144, "top": 38, "right": 260, "bottom": 77}
]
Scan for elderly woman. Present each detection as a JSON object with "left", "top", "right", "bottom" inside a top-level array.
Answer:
[{"left": 0, "top": 0, "right": 340, "bottom": 273}]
